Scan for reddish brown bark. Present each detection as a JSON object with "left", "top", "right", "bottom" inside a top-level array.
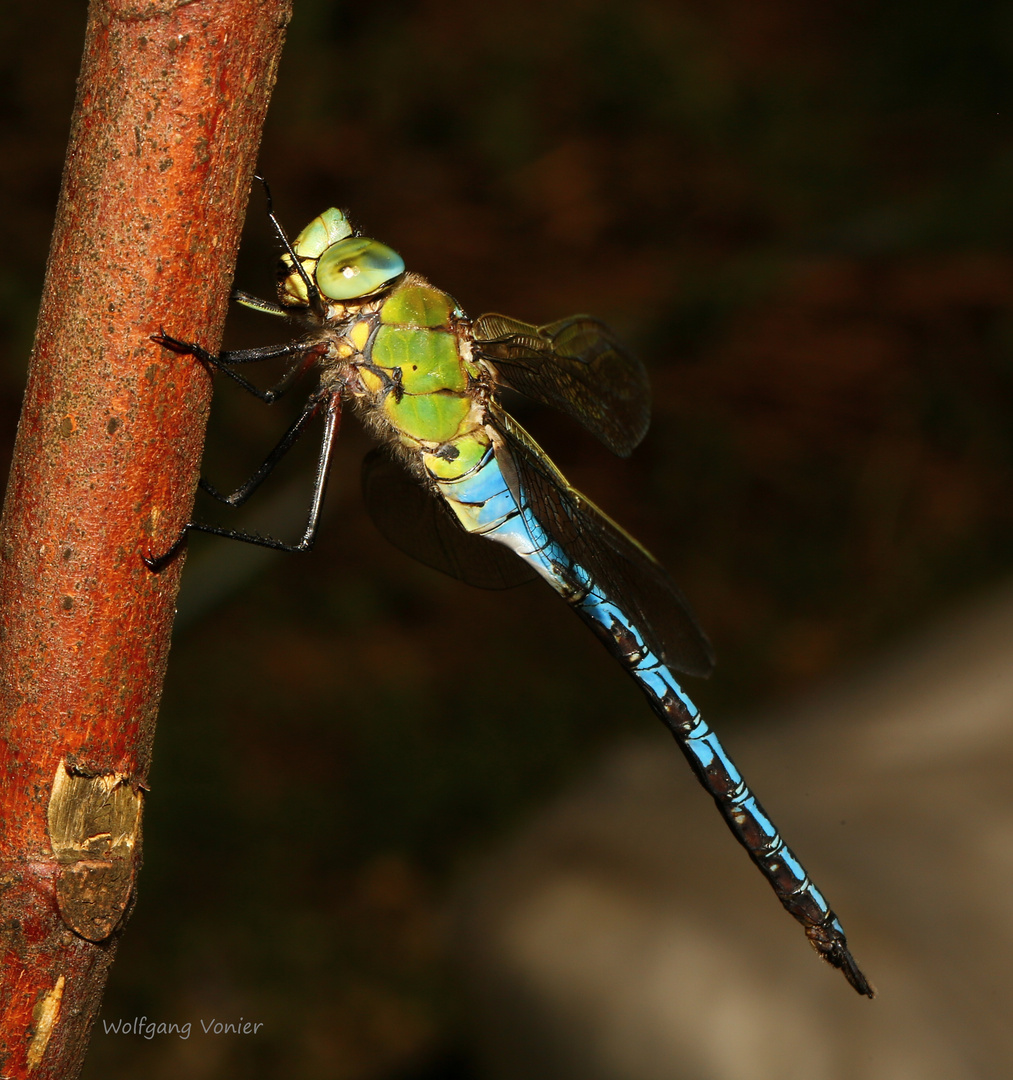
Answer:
[{"left": 0, "top": 1, "right": 291, "bottom": 1075}]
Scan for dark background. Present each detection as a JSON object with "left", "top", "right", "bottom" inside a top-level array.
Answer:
[{"left": 3, "top": 1, "right": 1013, "bottom": 1076}]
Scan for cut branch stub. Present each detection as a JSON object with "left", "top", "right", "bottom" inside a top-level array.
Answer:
[{"left": 47, "top": 759, "right": 144, "bottom": 942}]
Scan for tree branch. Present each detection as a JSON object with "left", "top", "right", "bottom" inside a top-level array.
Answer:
[{"left": 0, "top": 1, "right": 292, "bottom": 1075}]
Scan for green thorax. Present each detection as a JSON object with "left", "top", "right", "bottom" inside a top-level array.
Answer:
[{"left": 347, "top": 277, "right": 488, "bottom": 473}]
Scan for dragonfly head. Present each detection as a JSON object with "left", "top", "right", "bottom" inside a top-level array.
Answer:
[{"left": 278, "top": 208, "right": 406, "bottom": 310}]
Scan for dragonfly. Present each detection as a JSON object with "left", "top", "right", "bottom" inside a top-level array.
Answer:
[{"left": 148, "top": 189, "right": 873, "bottom": 997}]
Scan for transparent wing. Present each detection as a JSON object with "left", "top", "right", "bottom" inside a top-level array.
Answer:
[
  {"left": 361, "top": 450, "right": 536, "bottom": 590},
  {"left": 490, "top": 406, "right": 715, "bottom": 678},
  {"left": 472, "top": 313, "right": 651, "bottom": 458}
]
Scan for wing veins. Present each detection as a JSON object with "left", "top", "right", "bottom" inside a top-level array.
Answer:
[
  {"left": 491, "top": 407, "right": 715, "bottom": 678},
  {"left": 473, "top": 313, "right": 651, "bottom": 458}
]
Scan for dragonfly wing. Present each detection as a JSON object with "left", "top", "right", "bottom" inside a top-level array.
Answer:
[
  {"left": 361, "top": 450, "right": 536, "bottom": 590},
  {"left": 472, "top": 313, "right": 651, "bottom": 458},
  {"left": 490, "top": 406, "right": 715, "bottom": 678}
]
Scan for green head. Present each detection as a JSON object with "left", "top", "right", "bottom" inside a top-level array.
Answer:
[{"left": 279, "top": 208, "right": 405, "bottom": 307}]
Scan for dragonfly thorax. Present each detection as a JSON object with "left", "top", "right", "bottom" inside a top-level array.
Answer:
[{"left": 310, "top": 274, "right": 492, "bottom": 479}]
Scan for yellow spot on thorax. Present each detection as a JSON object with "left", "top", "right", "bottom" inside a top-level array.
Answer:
[
  {"left": 359, "top": 368, "right": 384, "bottom": 394},
  {"left": 350, "top": 319, "right": 371, "bottom": 352}
]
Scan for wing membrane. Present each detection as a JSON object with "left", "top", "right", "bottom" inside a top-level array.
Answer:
[
  {"left": 362, "top": 450, "right": 536, "bottom": 590},
  {"left": 490, "top": 406, "right": 715, "bottom": 678},
  {"left": 472, "top": 313, "right": 650, "bottom": 458}
]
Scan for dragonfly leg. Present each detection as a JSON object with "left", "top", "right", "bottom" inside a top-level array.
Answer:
[
  {"left": 218, "top": 343, "right": 324, "bottom": 404},
  {"left": 151, "top": 329, "right": 319, "bottom": 403},
  {"left": 143, "top": 389, "right": 342, "bottom": 572},
  {"left": 199, "top": 386, "right": 329, "bottom": 508},
  {"left": 253, "top": 174, "right": 324, "bottom": 316},
  {"left": 230, "top": 288, "right": 288, "bottom": 317}
]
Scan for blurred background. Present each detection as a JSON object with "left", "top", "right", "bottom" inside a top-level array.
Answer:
[{"left": 3, "top": 0, "right": 1013, "bottom": 1076}]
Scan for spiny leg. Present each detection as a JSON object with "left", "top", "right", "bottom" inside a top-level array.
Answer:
[
  {"left": 151, "top": 329, "right": 319, "bottom": 404},
  {"left": 254, "top": 174, "right": 324, "bottom": 316},
  {"left": 143, "top": 390, "right": 342, "bottom": 572},
  {"left": 199, "top": 387, "right": 332, "bottom": 508}
]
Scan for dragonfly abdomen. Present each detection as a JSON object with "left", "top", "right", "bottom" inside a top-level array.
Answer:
[
  {"left": 565, "top": 572, "right": 873, "bottom": 995},
  {"left": 427, "top": 434, "right": 561, "bottom": 580},
  {"left": 426, "top": 440, "right": 872, "bottom": 996}
]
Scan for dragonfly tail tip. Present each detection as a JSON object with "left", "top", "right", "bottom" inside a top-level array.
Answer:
[{"left": 807, "top": 923, "right": 875, "bottom": 998}]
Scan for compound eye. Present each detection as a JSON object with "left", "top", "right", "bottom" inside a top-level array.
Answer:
[
  {"left": 315, "top": 237, "right": 405, "bottom": 300},
  {"left": 291, "top": 208, "right": 353, "bottom": 259}
]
